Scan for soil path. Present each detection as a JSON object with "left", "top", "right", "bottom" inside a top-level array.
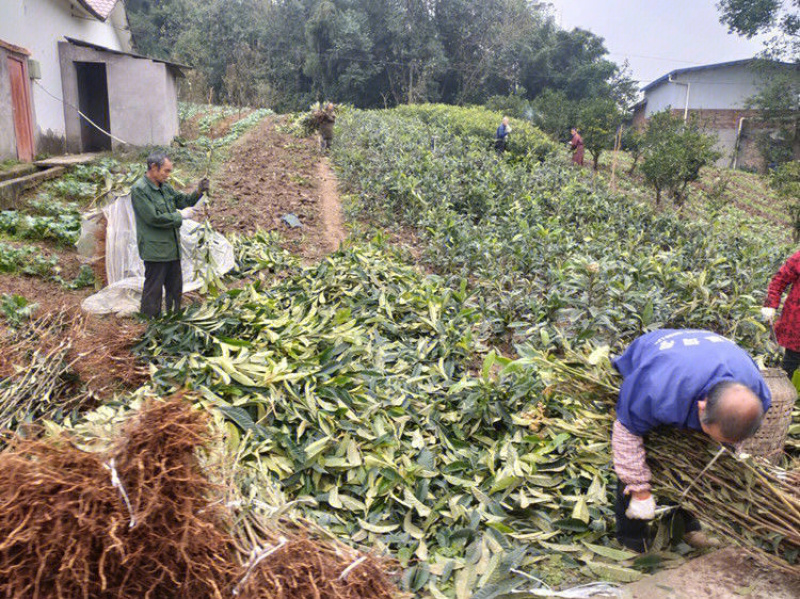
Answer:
[
  {"left": 209, "top": 116, "right": 346, "bottom": 259},
  {"left": 621, "top": 548, "right": 799, "bottom": 599},
  {"left": 317, "top": 159, "right": 346, "bottom": 252}
]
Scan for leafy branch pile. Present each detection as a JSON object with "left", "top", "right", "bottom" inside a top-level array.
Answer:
[{"left": 137, "top": 240, "right": 694, "bottom": 597}]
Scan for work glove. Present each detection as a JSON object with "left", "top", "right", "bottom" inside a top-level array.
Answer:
[
  {"left": 625, "top": 495, "right": 656, "bottom": 520},
  {"left": 178, "top": 206, "right": 196, "bottom": 220},
  {"left": 197, "top": 178, "right": 210, "bottom": 194},
  {"left": 761, "top": 307, "right": 776, "bottom": 323}
]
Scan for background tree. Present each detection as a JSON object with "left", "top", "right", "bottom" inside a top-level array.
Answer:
[
  {"left": 718, "top": 0, "right": 799, "bottom": 60},
  {"left": 622, "top": 127, "right": 646, "bottom": 175},
  {"left": 531, "top": 89, "right": 576, "bottom": 140},
  {"left": 126, "top": 0, "right": 634, "bottom": 111},
  {"left": 749, "top": 66, "right": 800, "bottom": 163},
  {"left": 576, "top": 97, "right": 621, "bottom": 171},
  {"left": 640, "top": 111, "right": 720, "bottom": 206}
]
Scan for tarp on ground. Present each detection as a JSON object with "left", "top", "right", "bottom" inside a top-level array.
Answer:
[{"left": 79, "top": 194, "right": 235, "bottom": 316}]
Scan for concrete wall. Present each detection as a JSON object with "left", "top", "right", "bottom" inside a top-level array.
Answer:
[
  {"left": 164, "top": 67, "right": 180, "bottom": 140},
  {"left": 0, "top": 47, "right": 18, "bottom": 160},
  {"left": 59, "top": 42, "right": 181, "bottom": 152},
  {"left": 666, "top": 108, "right": 772, "bottom": 171},
  {"left": 0, "top": 0, "right": 130, "bottom": 152},
  {"left": 645, "top": 64, "right": 773, "bottom": 116}
]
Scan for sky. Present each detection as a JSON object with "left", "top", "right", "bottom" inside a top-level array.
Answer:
[{"left": 545, "top": 0, "right": 767, "bottom": 89}]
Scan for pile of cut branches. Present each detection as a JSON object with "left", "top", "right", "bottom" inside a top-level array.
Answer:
[
  {"left": 0, "top": 311, "right": 93, "bottom": 434},
  {"left": 528, "top": 343, "right": 800, "bottom": 573}
]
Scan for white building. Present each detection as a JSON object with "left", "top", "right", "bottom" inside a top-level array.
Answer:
[
  {"left": 0, "top": 0, "right": 187, "bottom": 161},
  {"left": 632, "top": 59, "right": 800, "bottom": 170}
]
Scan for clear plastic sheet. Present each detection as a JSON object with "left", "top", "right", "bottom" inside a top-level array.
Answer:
[{"left": 79, "top": 195, "right": 235, "bottom": 316}]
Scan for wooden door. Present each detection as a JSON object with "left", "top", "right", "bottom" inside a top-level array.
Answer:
[{"left": 7, "top": 55, "right": 34, "bottom": 161}]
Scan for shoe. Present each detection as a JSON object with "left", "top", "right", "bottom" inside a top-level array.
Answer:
[
  {"left": 617, "top": 535, "right": 648, "bottom": 553},
  {"left": 684, "top": 530, "right": 722, "bottom": 549}
]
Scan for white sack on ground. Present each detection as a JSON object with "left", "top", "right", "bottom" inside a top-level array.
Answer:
[{"left": 80, "top": 194, "right": 235, "bottom": 316}]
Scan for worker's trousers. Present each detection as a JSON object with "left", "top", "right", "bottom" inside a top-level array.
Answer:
[
  {"left": 141, "top": 260, "right": 182, "bottom": 318},
  {"left": 781, "top": 349, "right": 800, "bottom": 380},
  {"left": 615, "top": 479, "right": 701, "bottom": 552}
]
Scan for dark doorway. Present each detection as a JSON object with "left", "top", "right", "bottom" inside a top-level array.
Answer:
[{"left": 75, "top": 62, "right": 111, "bottom": 152}]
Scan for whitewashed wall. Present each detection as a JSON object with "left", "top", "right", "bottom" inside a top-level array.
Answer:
[
  {"left": 0, "top": 0, "right": 130, "bottom": 149},
  {"left": 644, "top": 64, "right": 765, "bottom": 116}
]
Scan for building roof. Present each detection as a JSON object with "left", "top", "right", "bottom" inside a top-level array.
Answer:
[
  {"left": 65, "top": 37, "right": 192, "bottom": 73},
  {"left": 641, "top": 58, "right": 797, "bottom": 93},
  {"left": 74, "top": 0, "right": 119, "bottom": 21}
]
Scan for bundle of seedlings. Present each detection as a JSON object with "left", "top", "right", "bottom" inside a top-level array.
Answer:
[
  {"left": 0, "top": 311, "right": 92, "bottom": 434},
  {"left": 532, "top": 345, "right": 800, "bottom": 574},
  {"left": 0, "top": 398, "right": 238, "bottom": 598},
  {"left": 68, "top": 314, "right": 148, "bottom": 396}
]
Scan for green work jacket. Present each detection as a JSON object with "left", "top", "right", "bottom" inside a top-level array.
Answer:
[{"left": 131, "top": 176, "right": 199, "bottom": 262}]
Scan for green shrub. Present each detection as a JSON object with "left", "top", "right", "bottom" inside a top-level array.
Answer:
[
  {"left": 771, "top": 161, "right": 800, "bottom": 240},
  {"left": 331, "top": 105, "right": 785, "bottom": 355},
  {"left": 0, "top": 294, "right": 38, "bottom": 327},
  {"left": 640, "top": 111, "right": 721, "bottom": 206},
  {"left": 392, "top": 103, "right": 559, "bottom": 161}
]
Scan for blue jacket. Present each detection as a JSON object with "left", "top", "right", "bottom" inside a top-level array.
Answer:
[
  {"left": 613, "top": 330, "right": 771, "bottom": 436},
  {"left": 496, "top": 124, "right": 510, "bottom": 140}
]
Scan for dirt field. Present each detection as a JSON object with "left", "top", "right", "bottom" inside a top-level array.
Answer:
[
  {"left": 209, "top": 116, "right": 346, "bottom": 259},
  {"left": 0, "top": 113, "right": 347, "bottom": 397},
  {"left": 621, "top": 548, "right": 799, "bottom": 599}
]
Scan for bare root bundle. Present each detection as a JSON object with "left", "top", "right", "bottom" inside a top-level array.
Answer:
[
  {"left": 0, "top": 437, "right": 124, "bottom": 598},
  {"left": 0, "top": 398, "right": 403, "bottom": 598},
  {"left": 238, "top": 536, "right": 399, "bottom": 599},
  {"left": 68, "top": 315, "right": 148, "bottom": 394},
  {"left": 0, "top": 398, "right": 238, "bottom": 599},
  {"left": 1, "top": 306, "right": 149, "bottom": 399},
  {"left": 108, "top": 399, "right": 239, "bottom": 598}
]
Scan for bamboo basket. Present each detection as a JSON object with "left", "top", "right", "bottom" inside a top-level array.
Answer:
[{"left": 737, "top": 368, "right": 796, "bottom": 464}]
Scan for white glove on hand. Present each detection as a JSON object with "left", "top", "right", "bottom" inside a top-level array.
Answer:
[
  {"left": 178, "top": 207, "right": 196, "bottom": 220},
  {"left": 626, "top": 495, "right": 656, "bottom": 520},
  {"left": 761, "top": 307, "right": 776, "bottom": 323}
]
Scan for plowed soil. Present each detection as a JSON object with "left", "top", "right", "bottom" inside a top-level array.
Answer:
[{"left": 209, "top": 116, "right": 346, "bottom": 259}]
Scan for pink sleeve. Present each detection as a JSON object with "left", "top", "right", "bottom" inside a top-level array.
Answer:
[{"left": 612, "top": 419, "right": 652, "bottom": 494}]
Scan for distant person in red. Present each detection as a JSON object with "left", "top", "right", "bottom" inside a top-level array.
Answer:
[
  {"left": 569, "top": 127, "right": 584, "bottom": 166},
  {"left": 762, "top": 249, "right": 800, "bottom": 380}
]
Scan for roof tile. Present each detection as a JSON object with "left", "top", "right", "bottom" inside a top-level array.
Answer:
[{"left": 78, "top": 0, "right": 118, "bottom": 20}]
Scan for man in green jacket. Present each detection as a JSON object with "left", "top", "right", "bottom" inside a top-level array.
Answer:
[{"left": 131, "top": 152, "right": 209, "bottom": 318}]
